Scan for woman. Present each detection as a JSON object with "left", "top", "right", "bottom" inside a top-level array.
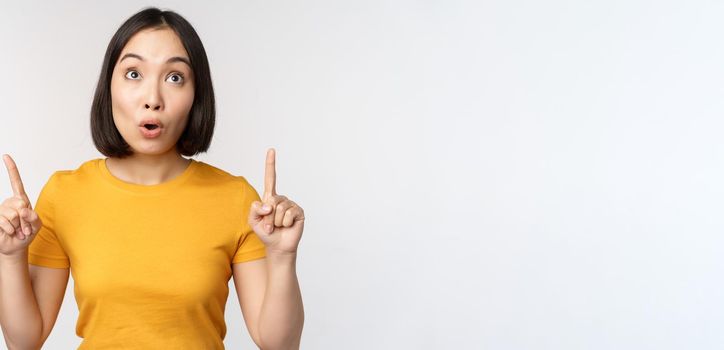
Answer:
[{"left": 0, "top": 7, "right": 304, "bottom": 349}]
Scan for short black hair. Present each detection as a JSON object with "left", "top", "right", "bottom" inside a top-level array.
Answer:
[{"left": 90, "top": 7, "right": 215, "bottom": 158}]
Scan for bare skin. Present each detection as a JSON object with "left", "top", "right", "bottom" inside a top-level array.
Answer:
[
  {"left": 105, "top": 27, "right": 194, "bottom": 184},
  {"left": 0, "top": 26, "right": 305, "bottom": 349}
]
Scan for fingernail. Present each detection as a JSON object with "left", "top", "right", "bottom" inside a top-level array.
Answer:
[
  {"left": 262, "top": 204, "right": 271, "bottom": 211},
  {"left": 24, "top": 227, "right": 31, "bottom": 236},
  {"left": 265, "top": 224, "right": 272, "bottom": 232}
]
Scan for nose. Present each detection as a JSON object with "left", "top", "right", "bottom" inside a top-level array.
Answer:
[{"left": 144, "top": 84, "right": 163, "bottom": 111}]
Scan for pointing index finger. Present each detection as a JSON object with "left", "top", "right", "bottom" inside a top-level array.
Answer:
[
  {"left": 263, "top": 148, "right": 276, "bottom": 198},
  {"left": 2, "top": 154, "right": 27, "bottom": 197}
]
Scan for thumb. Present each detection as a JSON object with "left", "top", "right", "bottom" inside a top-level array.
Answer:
[
  {"left": 248, "top": 201, "right": 272, "bottom": 226},
  {"left": 20, "top": 208, "right": 41, "bottom": 237}
]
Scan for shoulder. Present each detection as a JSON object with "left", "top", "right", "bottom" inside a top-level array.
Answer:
[
  {"left": 193, "top": 160, "right": 259, "bottom": 196},
  {"left": 36, "top": 158, "right": 101, "bottom": 203},
  {"left": 44, "top": 158, "right": 102, "bottom": 189}
]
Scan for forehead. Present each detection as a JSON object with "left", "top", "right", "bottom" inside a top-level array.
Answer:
[{"left": 119, "top": 27, "right": 189, "bottom": 63}]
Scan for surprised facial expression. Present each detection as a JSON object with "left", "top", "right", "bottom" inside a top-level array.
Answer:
[{"left": 110, "top": 27, "right": 195, "bottom": 156}]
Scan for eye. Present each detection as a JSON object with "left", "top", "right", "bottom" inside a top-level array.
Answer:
[
  {"left": 167, "top": 73, "right": 184, "bottom": 84},
  {"left": 124, "top": 70, "right": 141, "bottom": 80}
]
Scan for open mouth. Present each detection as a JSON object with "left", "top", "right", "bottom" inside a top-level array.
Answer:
[{"left": 139, "top": 118, "right": 163, "bottom": 138}]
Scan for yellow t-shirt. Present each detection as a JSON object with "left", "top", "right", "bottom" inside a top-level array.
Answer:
[{"left": 28, "top": 158, "right": 266, "bottom": 349}]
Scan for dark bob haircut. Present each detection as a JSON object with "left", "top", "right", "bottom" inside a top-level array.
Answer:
[{"left": 91, "top": 7, "right": 215, "bottom": 158}]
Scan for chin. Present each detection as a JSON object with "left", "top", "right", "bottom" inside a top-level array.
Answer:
[{"left": 130, "top": 143, "right": 176, "bottom": 156}]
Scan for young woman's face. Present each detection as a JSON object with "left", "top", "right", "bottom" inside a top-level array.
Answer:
[{"left": 110, "top": 27, "right": 195, "bottom": 156}]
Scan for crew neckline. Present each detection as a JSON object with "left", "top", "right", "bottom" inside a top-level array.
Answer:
[{"left": 97, "top": 158, "right": 199, "bottom": 194}]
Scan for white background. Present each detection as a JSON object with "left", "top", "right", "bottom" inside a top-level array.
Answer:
[{"left": 1, "top": 0, "right": 723, "bottom": 349}]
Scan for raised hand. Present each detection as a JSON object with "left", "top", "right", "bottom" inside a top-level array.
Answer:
[
  {"left": 248, "top": 148, "right": 305, "bottom": 254},
  {"left": 0, "top": 154, "right": 42, "bottom": 256}
]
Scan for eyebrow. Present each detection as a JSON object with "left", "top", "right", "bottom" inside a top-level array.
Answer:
[{"left": 119, "top": 53, "right": 191, "bottom": 68}]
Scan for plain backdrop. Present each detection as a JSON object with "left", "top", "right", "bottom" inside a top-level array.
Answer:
[{"left": 1, "top": 0, "right": 723, "bottom": 349}]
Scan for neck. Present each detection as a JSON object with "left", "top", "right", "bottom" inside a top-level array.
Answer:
[{"left": 105, "top": 151, "right": 191, "bottom": 186}]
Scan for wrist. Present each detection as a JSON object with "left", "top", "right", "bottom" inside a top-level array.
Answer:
[
  {"left": 265, "top": 248, "right": 297, "bottom": 265},
  {"left": 0, "top": 250, "right": 28, "bottom": 265}
]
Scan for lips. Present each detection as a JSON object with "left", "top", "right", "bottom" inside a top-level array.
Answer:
[
  {"left": 138, "top": 118, "right": 163, "bottom": 138},
  {"left": 139, "top": 118, "right": 163, "bottom": 130}
]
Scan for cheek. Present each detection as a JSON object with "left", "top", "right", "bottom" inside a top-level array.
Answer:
[
  {"left": 179, "top": 87, "right": 194, "bottom": 111},
  {"left": 168, "top": 89, "right": 195, "bottom": 122},
  {"left": 110, "top": 83, "right": 134, "bottom": 119}
]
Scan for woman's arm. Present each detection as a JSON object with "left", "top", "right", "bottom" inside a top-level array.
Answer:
[
  {"left": 259, "top": 252, "right": 303, "bottom": 349},
  {"left": 0, "top": 253, "right": 69, "bottom": 350},
  {"left": 0, "top": 251, "right": 43, "bottom": 350},
  {"left": 237, "top": 148, "right": 306, "bottom": 349},
  {"left": 0, "top": 155, "right": 68, "bottom": 349},
  {"left": 233, "top": 252, "right": 304, "bottom": 349}
]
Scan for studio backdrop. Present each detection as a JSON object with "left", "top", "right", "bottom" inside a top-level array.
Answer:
[{"left": 1, "top": 0, "right": 722, "bottom": 349}]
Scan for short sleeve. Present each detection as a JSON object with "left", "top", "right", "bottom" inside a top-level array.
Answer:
[
  {"left": 28, "top": 173, "right": 69, "bottom": 268},
  {"left": 232, "top": 178, "right": 267, "bottom": 264}
]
